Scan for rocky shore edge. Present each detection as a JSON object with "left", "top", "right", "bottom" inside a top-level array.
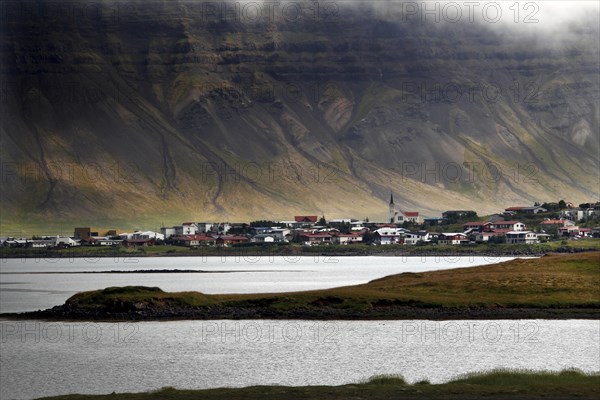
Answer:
[{"left": 3, "top": 303, "right": 599, "bottom": 322}]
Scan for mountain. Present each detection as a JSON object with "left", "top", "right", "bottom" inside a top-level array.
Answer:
[{"left": 1, "top": 1, "right": 599, "bottom": 233}]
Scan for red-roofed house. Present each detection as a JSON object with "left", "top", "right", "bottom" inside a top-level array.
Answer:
[
  {"left": 292, "top": 216, "right": 319, "bottom": 228},
  {"left": 295, "top": 216, "right": 318, "bottom": 223},
  {"left": 540, "top": 219, "right": 575, "bottom": 228},
  {"left": 463, "top": 221, "right": 494, "bottom": 232},
  {"left": 174, "top": 235, "right": 216, "bottom": 247},
  {"left": 332, "top": 233, "right": 363, "bottom": 245},
  {"left": 438, "top": 233, "right": 469, "bottom": 245},
  {"left": 215, "top": 235, "right": 249, "bottom": 247},
  {"left": 505, "top": 206, "right": 526, "bottom": 212},
  {"left": 559, "top": 226, "right": 580, "bottom": 236},
  {"left": 300, "top": 233, "right": 332, "bottom": 245}
]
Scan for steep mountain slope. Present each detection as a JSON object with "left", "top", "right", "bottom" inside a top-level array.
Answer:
[{"left": 1, "top": 1, "right": 598, "bottom": 232}]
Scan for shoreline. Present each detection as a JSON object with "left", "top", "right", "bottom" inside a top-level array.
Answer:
[
  {"left": 0, "top": 248, "right": 593, "bottom": 259},
  {"left": 3, "top": 305, "right": 599, "bottom": 322},
  {"left": 1, "top": 241, "right": 597, "bottom": 259}
]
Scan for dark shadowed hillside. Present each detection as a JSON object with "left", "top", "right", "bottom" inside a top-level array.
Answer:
[{"left": 1, "top": 1, "right": 598, "bottom": 232}]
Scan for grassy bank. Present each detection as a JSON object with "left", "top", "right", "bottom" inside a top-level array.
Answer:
[
  {"left": 10, "top": 252, "right": 599, "bottom": 320},
  {"left": 38, "top": 369, "right": 600, "bottom": 400}
]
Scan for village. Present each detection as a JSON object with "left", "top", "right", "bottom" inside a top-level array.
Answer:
[{"left": 2, "top": 195, "right": 599, "bottom": 250}]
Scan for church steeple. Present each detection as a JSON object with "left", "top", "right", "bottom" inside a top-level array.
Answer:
[{"left": 388, "top": 192, "right": 396, "bottom": 223}]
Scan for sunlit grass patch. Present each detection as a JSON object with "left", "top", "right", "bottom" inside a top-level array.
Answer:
[{"left": 450, "top": 368, "right": 600, "bottom": 386}]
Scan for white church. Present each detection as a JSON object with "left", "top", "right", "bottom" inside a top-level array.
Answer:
[{"left": 388, "top": 192, "right": 421, "bottom": 224}]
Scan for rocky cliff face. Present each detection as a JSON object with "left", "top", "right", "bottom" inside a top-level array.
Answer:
[{"left": 1, "top": 1, "right": 598, "bottom": 231}]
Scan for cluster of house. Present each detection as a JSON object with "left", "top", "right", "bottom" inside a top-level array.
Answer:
[
  {"left": 559, "top": 206, "right": 599, "bottom": 222},
  {"left": 2, "top": 196, "right": 598, "bottom": 249},
  {"left": 1, "top": 227, "right": 168, "bottom": 249},
  {"left": 2, "top": 235, "right": 80, "bottom": 249},
  {"left": 162, "top": 217, "right": 365, "bottom": 247}
]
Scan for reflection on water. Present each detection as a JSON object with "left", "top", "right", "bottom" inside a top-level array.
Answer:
[{"left": 1, "top": 319, "right": 598, "bottom": 400}]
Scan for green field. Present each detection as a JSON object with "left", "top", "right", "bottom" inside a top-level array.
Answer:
[{"left": 37, "top": 370, "right": 600, "bottom": 400}]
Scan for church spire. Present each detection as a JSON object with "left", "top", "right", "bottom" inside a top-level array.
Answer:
[{"left": 389, "top": 192, "right": 394, "bottom": 205}]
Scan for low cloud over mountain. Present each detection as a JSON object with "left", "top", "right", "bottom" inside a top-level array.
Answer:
[{"left": 1, "top": 1, "right": 598, "bottom": 231}]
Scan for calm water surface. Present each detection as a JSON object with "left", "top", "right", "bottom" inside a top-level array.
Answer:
[
  {"left": 1, "top": 319, "right": 598, "bottom": 400},
  {"left": 0, "top": 256, "right": 519, "bottom": 312}
]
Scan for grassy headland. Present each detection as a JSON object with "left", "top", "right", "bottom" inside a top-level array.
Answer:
[
  {"left": 37, "top": 369, "right": 600, "bottom": 400},
  {"left": 7, "top": 252, "right": 599, "bottom": 320}
]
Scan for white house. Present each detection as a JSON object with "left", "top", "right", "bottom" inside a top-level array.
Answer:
[
  {"left": 132, "top": 231, "right": 164, "bottom": 240},
  {"left": 252, "top": 234, "right": 276, "bottom": 243},
  {"left": 374, "top": 227, "right": 408, "bottom": 236},
  {"left": 162, "top": 223, "right": 199, "bottom": 237},
  {"left": 493, "top": 221, "right": 525, "bottom": 231},
  {"left": 252, "top": 228, "right": 288, "bottom": 242},
  {"left": 404, "top": 231, "right": 431, "bottom": 245},
  {"left": 506, "top": 231, "right": 538, "bottom": 244},
  {"left": 55, "top": 236, "right": 79, "bottom": 247},
  {"left": 375, "top": 233, "right": 402, "bottom": 245},
  {"left": 181, "top": 223, "right": 199, "bottom": 235},
  {"left": 25, "top": 236, "right": 79, "bottom": 248}
]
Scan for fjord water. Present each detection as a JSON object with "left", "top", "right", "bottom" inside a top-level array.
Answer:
[
  {"left": 0, "top": 255, "right": 520, "bottom": 313},
  {"left": 1, "top": 257, "right": 599, "bottom": 399},
  {"left": 1, "top": 319, "right": 598, "bottom": 400}
]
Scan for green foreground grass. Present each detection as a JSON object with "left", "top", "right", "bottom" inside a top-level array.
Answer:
[
  {"left": 65, "top": 252, "right": 600, "bottom": 313},
  {"left": 38, "top": 369, "right": 600, "bottom": 400}
]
